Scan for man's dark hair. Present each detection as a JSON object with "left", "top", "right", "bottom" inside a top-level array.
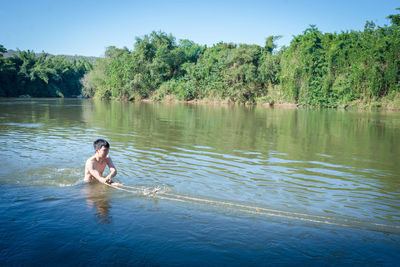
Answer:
[{"left": 93, "top": 139, "right": 110, "bottom": 151}]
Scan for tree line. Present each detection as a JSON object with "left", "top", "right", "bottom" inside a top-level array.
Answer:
[
  {"left": 0, "top": 47, "right": 92, "bottom": 97},
  {"left": 1, "top": 9, "right": 399, "bottom": 107},
  {"left": 81, "top": 9, "right": 399, "bottom": 107}
]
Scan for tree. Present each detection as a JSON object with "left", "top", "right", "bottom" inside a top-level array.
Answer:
[{"left": 387, "top": 8, "right": 400, "bottom": 26}]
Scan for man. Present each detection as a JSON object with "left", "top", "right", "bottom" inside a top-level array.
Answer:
[{"left": 85, "top": 139, "right": 120, "bottom": 186}]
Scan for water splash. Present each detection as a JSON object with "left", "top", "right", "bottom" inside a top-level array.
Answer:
[{"left": 4, "top": 167, "right": 84, "bottom": 187}]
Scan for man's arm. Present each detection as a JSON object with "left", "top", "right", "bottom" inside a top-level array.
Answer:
[
  {"left": 105, "top": 157, "right": 117, "bottom": 183},
  {"left": 86, "top": 160, "right": 109, "bottom": 184}
]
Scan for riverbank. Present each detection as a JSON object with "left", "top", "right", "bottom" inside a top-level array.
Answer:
[
  {"left": 5, "top": 94, "right": 400, "bottom": 111},
  {"left": 138, "top": 93, "right": 400, "bottom": 111}
]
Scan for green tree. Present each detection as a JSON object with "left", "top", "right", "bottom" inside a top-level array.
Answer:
[
  {"left": 82, "top": 8, "right": 400, "bottom": 108},
  {"left": 387, "top": 8, "right": 400, "bottom": 26}
]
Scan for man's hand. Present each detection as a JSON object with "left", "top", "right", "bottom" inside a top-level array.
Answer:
[
  {"left": 111, "top": 182, "right": 122, "bottom": 187},
  {"left": 104, "top": 177, "right": 112, "bottom": 184}
]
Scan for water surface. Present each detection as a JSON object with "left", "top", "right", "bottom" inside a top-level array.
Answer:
[{"left": 0, "top": 98, "right": 399, "bottom": 265}]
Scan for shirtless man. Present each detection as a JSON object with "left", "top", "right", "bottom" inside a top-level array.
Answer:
[{"left": 85, "top": 139, "right": 120, "bottom": 186}]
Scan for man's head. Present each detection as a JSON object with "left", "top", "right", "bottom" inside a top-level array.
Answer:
[
  {"left": 94, "top": 139, "right": 110, "bottom": 151},
  {"left": 93, "top": 139, "right": 110, "bottom": 158}
]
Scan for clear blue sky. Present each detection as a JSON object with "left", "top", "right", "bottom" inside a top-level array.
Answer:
[{"left": 1, "top": 0, "right": 398, "bottom": 57}]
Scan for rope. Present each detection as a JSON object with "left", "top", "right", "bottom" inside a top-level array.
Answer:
[{"left": 104, "top": 182, "right": 400, "bottom": 233}]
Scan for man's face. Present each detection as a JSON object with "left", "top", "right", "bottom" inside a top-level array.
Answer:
[{"left": 96, "top": 146, "right": 109, "bottom": 158}]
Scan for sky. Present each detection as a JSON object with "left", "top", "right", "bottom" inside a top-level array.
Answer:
[{"left": 1, "top": 0, "right": 399, "bottom": 57}]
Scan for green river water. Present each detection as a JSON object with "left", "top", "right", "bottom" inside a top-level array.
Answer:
[{"left": 0, "top": 98, "right": 399, "bottom": 265}]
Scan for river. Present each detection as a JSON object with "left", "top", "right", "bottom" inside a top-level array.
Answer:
[{"left": 0, "top": 98, "right": 399, "bottom": 265}]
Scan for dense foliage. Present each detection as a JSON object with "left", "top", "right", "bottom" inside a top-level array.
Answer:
[
  {"left": 1, "top": 9, "right": 399, "bottom": 108},
  {"left": 0, "top": 47, "right": 92, "bottom": 97},
  {"left": 81, "top": 32, "right": 205, "bottom": 101},
  {"left": 81, "top": 9, "right": 400, "bottom": 107},
  {"left": 81, "top": 33, "right": 280, "bottom": 103},
  {"left": 280, "top": 21, "right": 400, "bottom": 107}
]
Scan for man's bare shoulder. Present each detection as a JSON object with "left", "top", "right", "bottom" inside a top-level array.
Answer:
[{"left": 86, "top": 155, "right": 96, "bottom": 166}]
